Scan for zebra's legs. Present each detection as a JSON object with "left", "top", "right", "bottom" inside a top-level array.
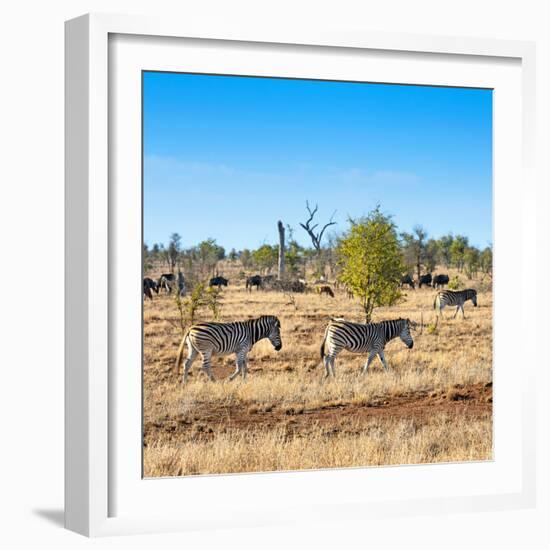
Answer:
[
  {"left": 378, "top": 351, "right": 389, "bottom": 372},
  {"left": 200, "top": 352, "right": 214, "bottom": 381},
  {"left": 362, "top": 350, "right": 378, "bottom": 375},
  {"left": 453, "top": 305, "right": 464, "bottom": 319},
  {"left": 329, "top": 355, "right": 336, "bottom": 377},
  {"left": 182, "top": 348, "right": 198, "bottom": 384},
  {"left": 323, "top": 356, "right": 331, "bottom": 378},
  {"left": 229, "top": 350, "right": 248, "bottom": 381},
  {"left": 323, "top": 354, "right": 337, "bottom": 378}
]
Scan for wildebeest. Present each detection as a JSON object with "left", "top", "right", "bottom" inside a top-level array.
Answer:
[
  {"left": 433, "top": 274, "right": 450, "bottom": 289},
  {"left": 316, "top": 285, "right": 335, "bottom": 297},
  {"left": 158, "top": 273, "right": 176, "bottom": 293},
  {"left": 209, "top": 276, "right": 228, "bottom": 288},
  {"left": 245, "top": 275, "right": 262, "bottom": 291},
  {"left": 401, "top": 274, "right": 415, "bottom": 289},
  {"left": 143, "top": 277, "right": 159, "bottom": 300},
  {"left": 418, "top": 273, "right": 432, "bottom": 288}
]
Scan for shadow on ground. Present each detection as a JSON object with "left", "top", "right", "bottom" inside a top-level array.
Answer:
[{"left": 33, "top": 509, "right": 64, "bottom": 527}]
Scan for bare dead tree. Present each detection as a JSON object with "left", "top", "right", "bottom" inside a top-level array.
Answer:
[
  {"left": 299, "top": 201, "right": 337, "bottom": 254},
  {"left": 277, "top": 220, "right": 285, "bottom": 281}
]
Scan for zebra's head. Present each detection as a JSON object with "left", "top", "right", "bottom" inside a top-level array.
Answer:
[
  {"left": 470, "top": 289, "right": 478, "bottom": 307},
  {"left": 263, "top": 315, "right": 282, "bottom": 351},
  {"left": 400, "top": 319, "right": 414, "bottom": 349}
]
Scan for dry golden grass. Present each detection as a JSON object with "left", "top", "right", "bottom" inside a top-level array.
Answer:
[{"left": 143, "top": 267, "right": 493, "bottom": 477}]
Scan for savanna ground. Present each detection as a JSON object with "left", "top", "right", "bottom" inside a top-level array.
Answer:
[{"left": 143, "top": 266, "right": 492, "bottom": 477}]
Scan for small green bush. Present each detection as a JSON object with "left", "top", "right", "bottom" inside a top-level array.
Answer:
[{"left": 448, "top": 275, "right": 462, "bottom": 290}]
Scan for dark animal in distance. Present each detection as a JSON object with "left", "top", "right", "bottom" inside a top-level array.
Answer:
[
  {"left": 209, "top": 276, "right": 228, "bottom": 288},
  {"left": 158, "top": 273, "right": 176, "bottom": 293},
  {"left": 418, "top": 273, "right": 432, "bottom": 288},
  {"left": 401, "top": 274, "right": 415, "bottom": 289},
  {"left": 316, "top": 285, "right": 335, "bottom": 297},
  {"left": 246, "top": 275, "right": 263, "bottom": 292},
  {"left": 433, "top": 274, "right": 450, "bottom": 289},
  {"left": 143, "top": 277, "right": 159, "bottom": 300}
]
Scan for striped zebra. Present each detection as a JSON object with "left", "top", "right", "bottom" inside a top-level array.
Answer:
[
  {"left": 434, "top": 289, "right": 477, "bottom": 318},
  {"left": 175, "top": 315, "right": 282, "bottom": 382},
  {"left": 320, "top": 317, "right": 415, "bottom": 378}
]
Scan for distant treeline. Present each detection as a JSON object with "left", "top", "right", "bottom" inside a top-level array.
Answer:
[{"left": 144, "top": 226, "right": 492, "bottom": 281}]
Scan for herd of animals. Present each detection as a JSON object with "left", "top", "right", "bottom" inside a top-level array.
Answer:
[{"left": 144, "top": 268, "right": 481, "bottom": 383}]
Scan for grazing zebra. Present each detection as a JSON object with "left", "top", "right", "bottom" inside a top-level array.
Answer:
[
  {"left": 320, "top": 317, "right": 415, "bottom": 378},
  {"left": 434, "top": 289, "right": 477, "bottom": 318},
  {"left": 175, "top": 315, "right": 282, "bottom": 382}
]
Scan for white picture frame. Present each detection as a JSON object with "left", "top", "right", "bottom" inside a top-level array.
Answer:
[{"left": 65, "top": 13, "right": 537, "bottom": 537}]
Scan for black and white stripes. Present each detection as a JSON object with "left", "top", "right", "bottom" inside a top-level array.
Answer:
[
  {"left": 434, "top": 289, "right": 477, "bottom": 318},
  {"left": 175, "top": 315, "right": 282, "bottom": 382},
  {"left": 320, "top": 317, "right": 414, "bottom": 377}
]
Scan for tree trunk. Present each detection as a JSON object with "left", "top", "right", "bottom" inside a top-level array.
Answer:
[{"left": 277, "top": 220, "right": 285, "bottom": 281}]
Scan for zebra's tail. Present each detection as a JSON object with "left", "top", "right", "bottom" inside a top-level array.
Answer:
[
  {"left": 174, "top": 330, "right": 190, "bottom": 375},
  {"left": 433, "top": 293, "right": 440, "bottom": 311},
  {"left": 320, "top": 324, "right": 330, "bottom": 360}
]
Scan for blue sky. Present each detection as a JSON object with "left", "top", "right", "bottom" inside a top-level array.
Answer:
[{"left": 143, "top": 72, "right": 492, "bottom": 251}]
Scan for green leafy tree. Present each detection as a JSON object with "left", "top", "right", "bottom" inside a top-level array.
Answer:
[
  {"left": 480, "top": 246, "right": 493, "bottom": 276},
  {"left": 464, "top": 247, "right": 480, "bottom": 279},
  {"left": 167, "top": 233, "right": 182, "bottom": 271},
  {"left": 251, "top": 244, "right": 279, "bottom": 273},
  {"left": 401, "top": 225, "right": 428, "bottom": 280},
  {"left": 337, "top": 207, "right": 405, "bottom": 322},
  {"left": 450, "top": 235, "right": 469, "bottom": 271},
  {"left": 424, "top": 238, "right": 439, "bottom": 272},
  {"left": 285, "top": 239, "right": 305, "bottom": 276},
  {"left": 239, "top": 248, "right": 252, "bottom": 269},
  {"left": 197, "top": 238, "right": 225, "bottom": 276},
  {"left": 438, "top": 234, "right": 454, "bottom": 267}
]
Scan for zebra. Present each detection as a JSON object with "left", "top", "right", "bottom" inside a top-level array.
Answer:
[
  {"left": 175, "top": 315, "right": 282, "bottom": 382},
  {"left": 434, "top": 289, "right": 477, "bottom": 318},
  {"left": 320, "top": 317, "right": 415, "bottom": 378}
]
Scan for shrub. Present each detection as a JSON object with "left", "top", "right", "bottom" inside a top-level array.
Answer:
[{"left": 448, "top": 275, "right": 462, "bottom": 290}]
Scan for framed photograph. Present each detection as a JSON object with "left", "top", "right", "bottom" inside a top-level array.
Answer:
[{"left": 65, "top": 13, "right": 537, "bottom": 536}]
